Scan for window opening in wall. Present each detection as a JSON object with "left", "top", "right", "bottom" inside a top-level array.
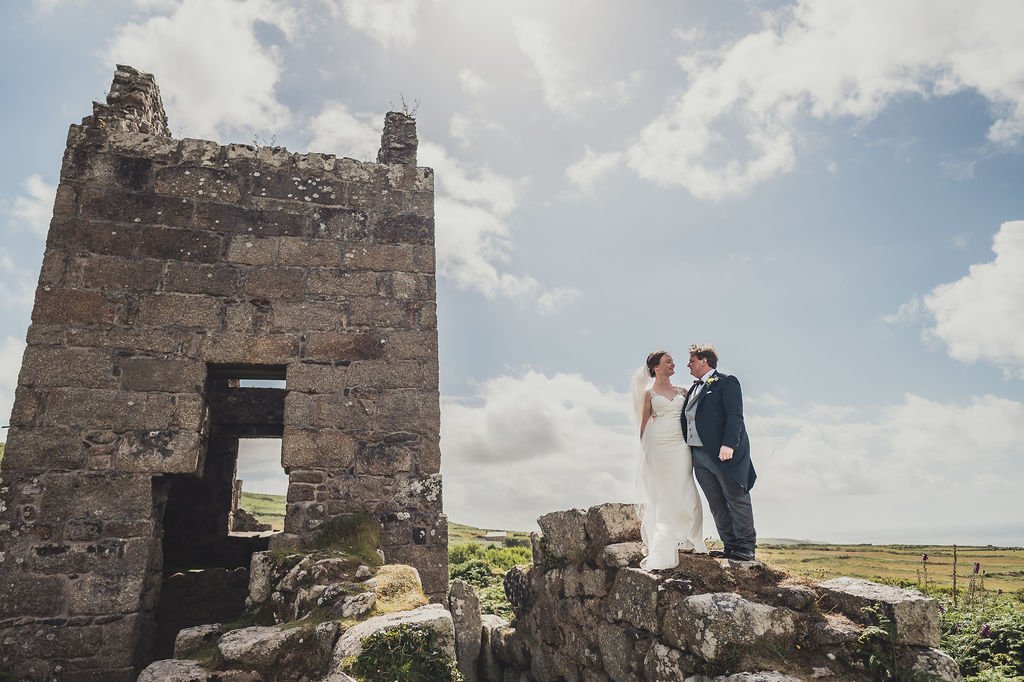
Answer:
[
  {"left": 232, "top": 437, "right": 286, "bottom": 534},
  {"left": 154, "top": 364, "right": 289, "bottom": 660},
  {"left": 238, "top": 378, "right": 287, "bottom": 388}
]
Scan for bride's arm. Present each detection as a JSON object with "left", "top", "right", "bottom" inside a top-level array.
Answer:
[{"left": 639, "top": 391, "right": 652, "bottom": 440}]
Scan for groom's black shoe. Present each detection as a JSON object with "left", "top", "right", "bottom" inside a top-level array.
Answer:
[
  {"left": 725, "top": 549, "right": 755, "bottom": 562},
  {"left": 708, "top": 549, "right": 728, "bottom": 558}
]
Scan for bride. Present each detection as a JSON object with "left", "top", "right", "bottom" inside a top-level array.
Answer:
[{"left": 632, "top": 350, "right": 708, "bottom": 569}]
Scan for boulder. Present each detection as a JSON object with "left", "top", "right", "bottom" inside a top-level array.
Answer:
[
  {"left": 217, "top": 621, "right": 337, "bottom": 676},
  {"left": 231, "top": 507, "right": 271, "bottom": 532},
  {"left": 809, "top": 617, "right": 861, "bottom": 646},
  {"left": 137, "top": 659, "right": 212, "bottom": 681},
  {"left": 330, "top": 603, "right": 456, "bottom": 665},
  {"left": 817, "top": 577, "right": 940, "bottom": 647},
  {"left": 530, "top": 531, "right": 543, "bottom": 566},
  {"left": 218, "top": 625, "right": 304, "bottom": 668},
  {"left": 479, "top": 614, "right": 510, "bottom": 682},
  {"left": 663, "top": 592, "right": 797, "bottom": 662},
  {"left": 644, "top": 642, "right": 695, "bottom": 681},
  {"left": 449, "top": 579, "right": 483, "bottom": 682},
  {"left": 562, "top": 564, "right": 609, "bottom": 598},
  {"left": 596, "top": 619, "right": 634, "bottom": 681},
  {"left": 338, "top": 591, "right": 376, "bottom": 619},
  {"left": 247, "top": 552, "right": 276, "bottom": 605},
  {"left": 584, "top": 502, "right": 640, "bottom": 552},
  {"left": 504, "top": 565, "right": 533, "bottom": 619},
  {"left": 769, "top": 584, "right": 817, "bottom": 611},
  {"left": 707, "top": 673, "right": 805, "bottom": 681},
  {"left": 897, "top": 646, "right": 964, "bottom": 681},
  {"left": 173, "top": 623, "right": 224, "bottom": 659},
  {"left": 600, "top": 541, "right": 645, "bottom": 568},
  {"left": 489, "top": 617, "right": 530, "bottom": 669},
  {"left": 536, "top": 508, "right": 589, "bottom": 564},
  {"left": 605, "top": 567, "right": 660, "bottom": 633}
]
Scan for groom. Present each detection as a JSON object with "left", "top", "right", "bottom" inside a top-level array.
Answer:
[{"left": 681, "top": 344, "right": 757, "bottom": 561}]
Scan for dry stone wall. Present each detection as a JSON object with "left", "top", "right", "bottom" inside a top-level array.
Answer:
[
  {"left": 476, "top": 503, "right": 962, "bottom": 682},
  {"left": 0, "top": 64, "right": 445, "bottom": 680}
]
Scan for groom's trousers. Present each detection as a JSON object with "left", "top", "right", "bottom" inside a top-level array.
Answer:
[{"left": 692, "top": 447, "right": 756, "bottom": 554}]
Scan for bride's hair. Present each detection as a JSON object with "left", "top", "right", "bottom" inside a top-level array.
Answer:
[{"left": 646, "top": 350, "right": 668, "bottom": 377}]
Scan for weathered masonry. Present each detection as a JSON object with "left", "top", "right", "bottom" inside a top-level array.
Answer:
[{"left": 0, "top": 65, "right": 445, "bottom": 680}]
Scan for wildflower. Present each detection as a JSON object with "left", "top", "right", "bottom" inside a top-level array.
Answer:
[
  {"left": 980, "top": 624, "right": 991, "bottom": 638},
  {"left": 972, "top": 562, "right": 980, "bottom": 574},
  {"left": 921, "top": 553, "right": 929, "bottom": 562}
]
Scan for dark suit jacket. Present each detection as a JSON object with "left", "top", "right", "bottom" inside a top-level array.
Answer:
[{"left": 682, "top": 371, "right": 757, "bottom": 491}]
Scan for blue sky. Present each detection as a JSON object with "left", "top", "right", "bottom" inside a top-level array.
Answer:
[{"left": 1, "top": 0, "right": 1023, "bottom": 544}]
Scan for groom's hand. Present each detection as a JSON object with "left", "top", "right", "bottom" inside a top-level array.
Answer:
[{"left": 719, "top": 445, "right": 734, "bottom": 461}]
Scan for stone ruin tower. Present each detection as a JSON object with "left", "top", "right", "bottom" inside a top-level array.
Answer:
[{"left": 0, "top": 65, "right": 445, "bottom": 679}]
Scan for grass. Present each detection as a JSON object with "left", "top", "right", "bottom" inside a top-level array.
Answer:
[
  {"left": 754, "top": 543, "right": 1024, "bottom": 593},
  {"left": 371, "top": 564, "right": 429, "bottom": 615},
  {"left": 449, "top": 520, "right": 531, "bottom": 547},
  {"left": 240, "top": 491, "right": 286, "bottom": 531}
]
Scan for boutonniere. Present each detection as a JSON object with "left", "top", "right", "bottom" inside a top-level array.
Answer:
[{"left": 705, "top": 377, "right": 719, "bottom": 386}]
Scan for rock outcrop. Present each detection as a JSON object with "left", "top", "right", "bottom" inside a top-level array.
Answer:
[
  {"left": 139, "top": 548, "right": 450, "bottom": 681},
  {"left": 479, "top": 503, "right": 962, "bottom": 682}
]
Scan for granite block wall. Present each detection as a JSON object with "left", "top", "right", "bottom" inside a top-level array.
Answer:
[{"left": 0, "top": 65, "right": 445, "bottom": 679}]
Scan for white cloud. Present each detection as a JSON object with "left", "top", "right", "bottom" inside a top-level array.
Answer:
[
  {"left": 883, "top": 297, "right": 923, "bottom": 325},
  {"left": 442, "top": 370, "right": 1024, "bottom": 544},
  {"left": 919, "top": 221, "right": 1024, "bottom": 376},
  {"left": 752, "top": 392, "right": 1024, "bottom": 543},
  {"left": 458, "top": 68, "right": 487, "bottom": 96},
  {"left": 448, "top": 114, "right": 503, "bottom": 148},
  {"left": 236, "top": 439, "right": 288, "bottom": 495},
  {"left": 513, "top": 18, "right": 637, "bottom": 116},
  {"left": 308, "top": 102, "right": 381, "bottom": 161},
  {"left": 566, "top": 147, "right": 623, "bottom": 193},
  {"left": 327, "top": 0, "right": 422, "bottom": 49},
  {"left": 104, "top": 0, "right": 296, "bottom": 139},
  {"left": 627, "top": 0, "right": 1024, "bottom": 200},
  {"left": 536, "top": 288, "right": 583, "bottom": 316},
  {"left": 441, "top": 371, "right": 635, "bottom": 530},
  {"left": 0, "top": 336, "right": 27, "bottom": 428},
  {"left": 1, "top": 174, "right": 56, "bottom": 237},
  {"left": 0, "top": 175, "right": 49, "bottom": 315},
  {"left": 421, "top": 141, "right": 581, "bottom": 313},
  {"left": 306, "top": 104, "right": 580, "bottom": 314},
  {"left": 0, "top": 257, "right": 37, "bottom": 314},
  {"left": 31, "top": 0, "right": 65, "bottom": 13}
]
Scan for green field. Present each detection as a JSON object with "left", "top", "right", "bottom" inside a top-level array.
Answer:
[
  {"left": 449, "top": 521, "right": 532, "bottom": 547},
  {"left": 756, "top": 542, "right": 1024, "bottom": 594},
  {"left": 239, "top": 491, "right": 286, "bottom": 531}
]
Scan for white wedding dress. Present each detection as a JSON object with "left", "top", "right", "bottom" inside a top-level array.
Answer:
[{"left": 638, "top": 390, "right": 707, "bottom": 569}]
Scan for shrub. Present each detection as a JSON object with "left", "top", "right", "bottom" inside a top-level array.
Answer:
[
  {"left": 351, "top": 624, "right": 463, "bottom": 681},
  {"left": 942, "top": 596, "right": 1024, "bottom": 680},
  {"left": 450, "top": 558, "right": 492, "bottom": 589},
  {"left": 448, "top": 542, "right": 532, "bottom": 620}
]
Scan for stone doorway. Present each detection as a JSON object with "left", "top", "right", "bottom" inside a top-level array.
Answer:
[{"left": 153, "top": 364, "right": 288, "bottom": 658}]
